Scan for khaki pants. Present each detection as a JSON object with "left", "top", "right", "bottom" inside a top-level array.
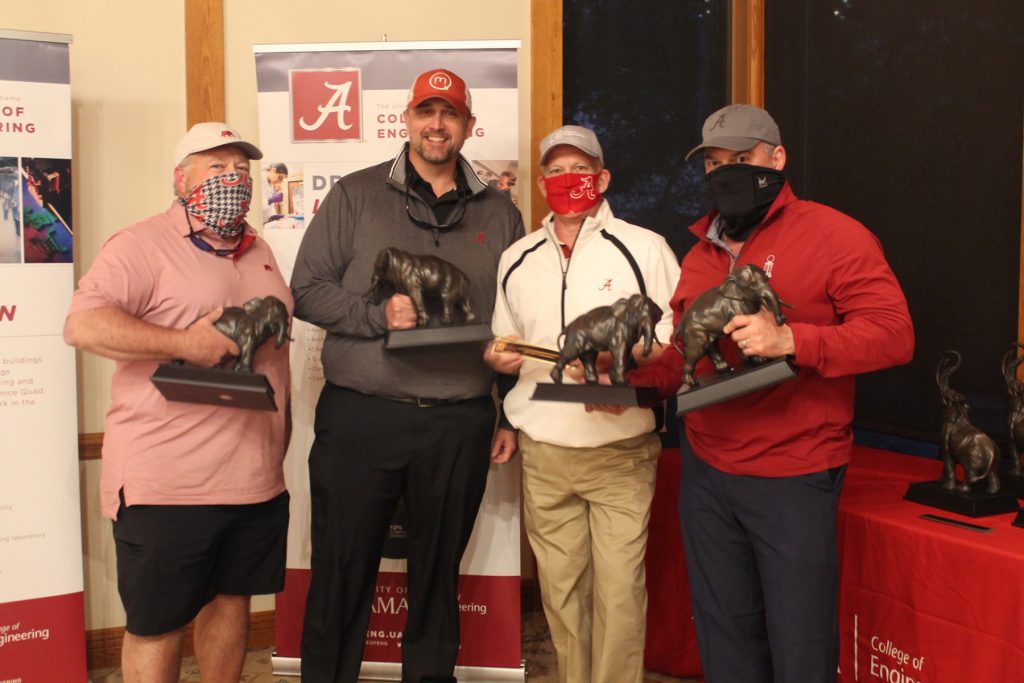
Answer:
[{"left": 520, "top": 431, "right": 660, "bottom": 683}]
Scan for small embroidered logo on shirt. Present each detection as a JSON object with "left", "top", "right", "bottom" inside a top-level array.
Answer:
[
  {"left": 264, "top": 264, "right": 273, "bottom": 272},
  {"left": 476, "top": 231, "right": 485, "bottom": 245},
  {"left": 763, "top": 254, "right": 776, "bottom": 278},
  {"left": 598, "top": 278, "right": 613, "bottom": 291}
]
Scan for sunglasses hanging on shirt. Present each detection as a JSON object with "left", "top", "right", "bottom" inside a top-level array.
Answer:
[
  {"left": 184, "top": 211, "right": 245, "bottom": 257},
  {"left": 403, "top": 172, "right": 467, "bottom": 246}
]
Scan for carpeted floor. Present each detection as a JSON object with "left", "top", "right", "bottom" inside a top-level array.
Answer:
[{"left": 88, "top": 611, "right": 698, "bottom": 682}]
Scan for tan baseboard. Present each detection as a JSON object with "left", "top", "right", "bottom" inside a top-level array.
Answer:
[
  {"left": 85, "top": 623, "right": 124, "bottom": 671},
  {"left": 248, "top": 608, "right": 276, "bottom": 650},
  {"left": 79, "top": 432, "right": 103, "bottom": 460},
  {"left": 86, "top": 609, "right": 275, "bottom": 671}
]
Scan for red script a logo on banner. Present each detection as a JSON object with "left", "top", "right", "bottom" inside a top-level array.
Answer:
[{"left": 289, "top": 68, "right": 363, "bottom": 142}]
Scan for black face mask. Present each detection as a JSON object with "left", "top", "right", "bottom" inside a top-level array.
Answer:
[{"left": 706, "top": 163, "right": 785, "bottom": 242}]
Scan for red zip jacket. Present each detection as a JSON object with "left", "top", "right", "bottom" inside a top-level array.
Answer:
[{"left": 629, "top": 183, "right": 914, "bottom": 476}]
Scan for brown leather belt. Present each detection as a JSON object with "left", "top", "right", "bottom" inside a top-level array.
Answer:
[{"left": 330, "top": 385, "right": 473, "bottom": 408}]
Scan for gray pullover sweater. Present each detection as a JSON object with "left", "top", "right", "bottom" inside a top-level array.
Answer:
[{"left": 290, "top": 145, "right": 525, "bottom": 400}]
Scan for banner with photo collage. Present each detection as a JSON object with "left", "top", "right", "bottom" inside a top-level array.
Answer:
[
  {"left": 0, "top": 29, "right": 87, "bottom": 683},
  {"left": 253, "top": 41, "right": 524, "bottom": 681}
]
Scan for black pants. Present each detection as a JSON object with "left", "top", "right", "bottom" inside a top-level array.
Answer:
[
  {"left": 679, "top": 441, "right": 846, "bottom": 683},
  {"left": 300, "top": 385, "right": 495, "bottom": 683}
]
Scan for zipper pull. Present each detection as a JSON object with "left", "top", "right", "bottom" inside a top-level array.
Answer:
[{"left": 433, "top": 228, "right": 440, "bottom": 247}]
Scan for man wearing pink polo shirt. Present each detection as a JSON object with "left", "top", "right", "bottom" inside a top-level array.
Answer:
[{"left": 64, "top": 122, "right": 292, "bottom": 683}]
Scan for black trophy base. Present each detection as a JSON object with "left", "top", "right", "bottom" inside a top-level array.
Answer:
[
  {"left": 676, "top": 358, "right": 797, "bottom": 416},
  {"left": 385, "top": 323, "right": 493, "bottom": 349},
  {"left": 903, "top": 480, "right": 1020, "bottom": 518},
  {"left": 1013, "top": 509, "right": 1024, "bottom": 529},
  {"left": 151, "top": 363, "right": 277, "bottom": 411},
  {"left": 1000, "top": 473, "right": 1024, "bottom": 500},
  {"left": 531, "top": 382, "right": 662, "bottom": 407}
]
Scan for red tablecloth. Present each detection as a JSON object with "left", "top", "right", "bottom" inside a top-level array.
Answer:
[
  {"left": 643, "top": 447, "right": 702, "bottom": 678},
  {"left": 643, "top": 445, "right": 1024, "bottom": 681},
  {"left": 837, "top": 446, "right": 1024, "bottom": 682}
]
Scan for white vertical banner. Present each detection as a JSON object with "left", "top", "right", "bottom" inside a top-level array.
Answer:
[
  {"left": 0, "top": 29, "right": 87, "bottom": 683},
  {"left": 253, "top": 41, "right": 524, "bottom": 681}
]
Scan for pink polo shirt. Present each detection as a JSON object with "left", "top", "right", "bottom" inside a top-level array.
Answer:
[{"left": 68, "top": 202, "right": 292, "bottom": 519}]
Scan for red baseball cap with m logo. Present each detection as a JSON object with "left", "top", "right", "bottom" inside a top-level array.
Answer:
[{"left": 407, "top": 69, "right": 472, "bottom": 115}]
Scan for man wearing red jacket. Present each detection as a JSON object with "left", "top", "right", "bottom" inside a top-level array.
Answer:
[{"left": 627, "top": 104, "right": 914, "bottom": 683}]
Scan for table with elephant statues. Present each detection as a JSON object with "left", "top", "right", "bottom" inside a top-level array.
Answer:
[{"left": 642, "top": 444, "right": 1024, "bottom": 681}]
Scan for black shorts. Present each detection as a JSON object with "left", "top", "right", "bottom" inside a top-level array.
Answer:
[{"left": 112, "top": 490, "right": 289, "bottom": 636}]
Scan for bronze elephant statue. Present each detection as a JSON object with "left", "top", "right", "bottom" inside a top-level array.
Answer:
[
  {"left": 673, "top": 264, "right": 790, "bottom": 391},
  {"left": 1003, "top": 343, "right": 1024, "bottom": 477},
  {"left": 551, "top": 294, "right": 663, "bottom": 385},
  {"left": 214, "top": 296, "right": 291, "bottom": 373},
  {"left": 368, "top": 247, "right": 475, "bottom": 326},
  {"left": 938, "top": 350, "right": 1000, "bottom": 494}
]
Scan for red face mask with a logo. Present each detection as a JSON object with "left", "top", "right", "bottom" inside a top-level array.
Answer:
[{"left": 543, "top": 173, "right": 602, "bottom": 215}]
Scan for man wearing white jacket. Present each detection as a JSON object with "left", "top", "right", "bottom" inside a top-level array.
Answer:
[{"left": 485, "top": 125, "right": 680, "bottom": 683}]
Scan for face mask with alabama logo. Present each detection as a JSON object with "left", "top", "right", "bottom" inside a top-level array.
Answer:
[
  {"left": 178, "top": 171, "right": 253, "bottom": 238},
  {"left": 543, "top": 172, "right": 603, "bottom": 215}
]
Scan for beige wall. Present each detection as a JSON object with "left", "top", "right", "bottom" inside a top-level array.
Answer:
[
  {"left": 222, "top": 0, "right": 534, "bottom": 221},
  {"left": 6, "top": 1, "right": 530, "bottom": 632}
]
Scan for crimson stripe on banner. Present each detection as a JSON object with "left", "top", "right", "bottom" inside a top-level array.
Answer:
[
  {"left": 0, "top": 592, "right": 86, "bottom": 681},
  {"left": 276, "top": 569, "right": 520, "bottom": 668}
]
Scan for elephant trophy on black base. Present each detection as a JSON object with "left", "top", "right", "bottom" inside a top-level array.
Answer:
[
  {"left": 213, "top": 296, "right": 291, "bottom": 373},
  {"left": 1002, "top": 343, "right": 1024, "bottom": 478},
  {"left": 368, "top": 247, "right": 475, "bottom": 327},
  {"left": 673, "top": 264, "right": 791, "bottom": 391},
  {"left": 550, "top": 294, "right": 663, "bottom": 385},
  {"left": 151, "top": 296, "right": 289, "bottom": 411},
  {"left": 937, "top": 350, "right": 1000, "bottom": 494}
]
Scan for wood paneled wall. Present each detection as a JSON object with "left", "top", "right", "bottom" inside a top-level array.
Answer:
[
  {"left": 530, "top": 0, "right": 562, "bottom": 230},
  {"left": 184, "top": 0, "right": 224, "bottom": 125},
  {"left": 731, "top": 0, "right": 765, "bottom": 106}
]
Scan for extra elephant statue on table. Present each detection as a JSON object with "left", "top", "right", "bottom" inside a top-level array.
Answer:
[
  {"left": 673, "top": 264, "right": 791, "bottom": 391},
  {"left": 368, "top": 247, "right": 475, "bottom": 327},
  {"left": 938, "top": 350, "right": 1000, "bottom": 494},
  {"left": 213, "top": 296, "right": 291, "bottom": 373},
  {"left": 1003, "top": 343, "right": 1024, "bottom": 477},
  {"left": 550, "top": 294, "right": 663, "bottom": 385}
]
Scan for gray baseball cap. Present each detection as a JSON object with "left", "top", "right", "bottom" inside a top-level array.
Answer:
[
  {"left": 539, "top": 125, "right": 604, "bottom": 165},
  {"left": 685, "top": 104, "right": 781, "bottom": 161}
]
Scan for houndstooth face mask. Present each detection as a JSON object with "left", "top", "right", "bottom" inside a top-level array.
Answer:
[{"left": 179, "top": 172, "right": 253, "bottom": 238}]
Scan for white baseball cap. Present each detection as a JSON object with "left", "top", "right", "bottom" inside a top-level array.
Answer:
[{"left": 173, "top": 122, "right": 263, "bottom": 167}]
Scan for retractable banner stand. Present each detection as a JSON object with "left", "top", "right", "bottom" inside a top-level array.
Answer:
[
  {"left": 253, "top": 41, "right": 524, "bottom": 681},
  {"left": 0, "top": 29, "right": 87, "bottom": 683}
]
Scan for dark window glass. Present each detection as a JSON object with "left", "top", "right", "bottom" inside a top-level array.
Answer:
[
  {"left": 766, "top": 1, "right": 1024, "bottom": 445},
  {"left": 563, "top": 0, "right": 729, "bottom": 258}
]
